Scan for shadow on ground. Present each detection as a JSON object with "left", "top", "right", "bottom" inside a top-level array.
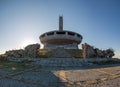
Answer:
[{"left": 0, "top": 59, "right": 120, "bottom": 87}]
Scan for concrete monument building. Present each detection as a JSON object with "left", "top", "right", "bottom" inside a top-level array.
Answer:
[{"left": 39, "top": 16, "right": 83, "bottom": 49}]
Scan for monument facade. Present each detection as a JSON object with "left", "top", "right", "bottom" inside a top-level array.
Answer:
[{"left": 39, "top": 16, "right": 83, "bottom": 49}]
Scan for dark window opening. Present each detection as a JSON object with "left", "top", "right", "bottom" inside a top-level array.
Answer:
[
  {"left": 56, "top": 32, "right": 65, "bottom": 34},
  {"left": 47, "top": 32, "right": 54, "bottom": 36},
  {"left": 68, "top": 32, "right": 75, "bottom": 36},
  {"left": 77, "top": 34, "right": 80, "bottom": 37},
  {"left": 41, "top": 34, "right": 45, "bottom": 37}
]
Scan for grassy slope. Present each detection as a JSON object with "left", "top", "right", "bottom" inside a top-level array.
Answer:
[{"left": 37, "top": 49, "right": 83, "bottom": 58}]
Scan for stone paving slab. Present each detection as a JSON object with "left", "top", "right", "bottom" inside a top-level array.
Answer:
[
  {"left": 99, "top": 66, "right": 120, "bottom": 75},
  {"left": 0, "top": 58, "right": 120, "bottom": 87},
  {"left": 0, "top": 66, "right": 120, "bottom": 87},
  {"left": 52, "top": 65, "right": 120, "bottom": 87},
  {"left": 55, "top": 70, "right": 109, "bottom": 82}
]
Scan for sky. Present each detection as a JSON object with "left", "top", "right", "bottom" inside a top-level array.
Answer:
[{"left": 0, "top": 0, "right": 120, "bottom": 58}]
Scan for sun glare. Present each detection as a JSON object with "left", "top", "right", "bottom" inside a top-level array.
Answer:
[{"left": 21, "top": 39, "right": 36, "bottom": 48}]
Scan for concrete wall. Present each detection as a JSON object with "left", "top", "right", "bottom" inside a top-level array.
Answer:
[{"left": 44, "top": 43, "right": 78, "bottom": 49}]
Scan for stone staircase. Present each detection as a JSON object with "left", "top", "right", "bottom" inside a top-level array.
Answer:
[
  {"left": 50, "top": 48, "right": 72, "bottom": 58},
  {"left": 32, "top": 58, "right": 83, "bottom": 67}
]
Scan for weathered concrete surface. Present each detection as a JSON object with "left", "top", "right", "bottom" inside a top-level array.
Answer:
[
  {"left": 0, "top": 58, "right": 120, "bottom": 87},
  {"left": 2, "top": 44, "right": 40, "bottom": 58},
  {"left": 82, "top": 43, "right": 114, "bottom": 58},
  {"left": 49, "top": 48, "right": 72, "bottom": 58},
  {"left": 53, "top": 66, "right": 120, "bottom": 87},
  {"left": 24, "top": 43, "right": 40, "bottom": 58}
]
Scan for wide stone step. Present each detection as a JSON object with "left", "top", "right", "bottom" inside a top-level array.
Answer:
[
  {"left": 32, "top": 58, "right": 83, "bottom": 67},
  {"left": 50, "top": 48, "right": 72, "bottom": 58}
]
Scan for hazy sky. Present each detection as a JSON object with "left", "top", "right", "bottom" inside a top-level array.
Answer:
[{"left": 0, "top": 0, "right": 120, "bottom": 57}]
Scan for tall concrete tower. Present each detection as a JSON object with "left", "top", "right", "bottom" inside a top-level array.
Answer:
[{"left": 59, "top": 16, "right": 63, "bottom": 31}]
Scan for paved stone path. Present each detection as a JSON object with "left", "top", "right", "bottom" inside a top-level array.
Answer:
[
  {"left": 53, "top": 66, "right": 120, "bottom": 87},
  {"left": 0, "top": 58, "right": 120, "bottom": 87}
]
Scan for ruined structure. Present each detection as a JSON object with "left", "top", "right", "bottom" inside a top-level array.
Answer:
[
  {"left": 0, "top": 17, "right": 115, "bottom": 59},
  {"left": 4, "top": 44, "right": 40, "bottom": 58},
  {"left": 82, "top": 43, "right": 96, "bottom": 58},
  {"left": 24, "top": 43, "right": 40, "bottom": 58},
  {"left": 82, "top": 43, "right": 114, "bottom": 58},
  {"left": 39, "top": 16, "right": 83, "bottom": 49},
  {"left": 5, "top": 49, "right": 25, "bottom": 58}
]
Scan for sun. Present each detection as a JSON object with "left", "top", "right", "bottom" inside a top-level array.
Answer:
[{"left": 21, "top": 39, "right": 36, "bottom": 48}]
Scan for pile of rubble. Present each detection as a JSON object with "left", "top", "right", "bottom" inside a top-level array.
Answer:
[
  {"left": 0, "top": 43, "right": 40, "bottom": 59},
  {"left": 82, "top": 43, "right": 114, "bottom": 58},
  {"left": 0, "top": 43, "right": 115, "bottom": 60}
]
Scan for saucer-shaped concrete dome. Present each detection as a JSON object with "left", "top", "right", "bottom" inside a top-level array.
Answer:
[{"left": 39, "top": 16, "right": 83, "bottom": 49}]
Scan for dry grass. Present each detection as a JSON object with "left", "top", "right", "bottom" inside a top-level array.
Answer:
[{"left": 37, "top": 49, "right": 83, "bottom": 58}]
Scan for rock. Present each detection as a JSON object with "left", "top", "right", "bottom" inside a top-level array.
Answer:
[
  {"left": 105, "top": 48, "right": 115, "bottom": 58},
  {"left": 95, "top": 48, "right": 104, "bottom": 58},
  {"left": 5, "top": 49, "right": 25, "bottom": 58},
  {"left": 82, "top": 43, "right": 114, "bottom": 58},
  {"left": 24, "top": 43, "right": 40, "bottom": 58},
  {"left": 0, "top": 54, "right": 7, "bottom": 61},
  {"left": 4, "top": 43, "right": 40, "bottom": 58},
  {"left": 82, "top": 43, "right": 96, "bottom": 58}
]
